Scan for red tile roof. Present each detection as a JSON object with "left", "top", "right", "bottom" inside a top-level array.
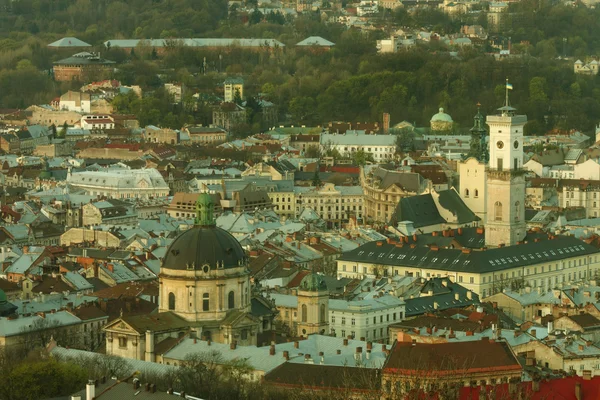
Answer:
[
  {"left": 384, "top": 339, "right": 521, "bottom": 377},
  {"left": 286, "top": 270, "right": 311, "bottom": 288}
]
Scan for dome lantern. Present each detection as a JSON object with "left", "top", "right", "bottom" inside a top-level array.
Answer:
[{"left": 195, "top": 192, "right": 215, "bottom": 227}]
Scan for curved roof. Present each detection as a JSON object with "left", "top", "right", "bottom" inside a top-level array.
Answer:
[
  {"left": 431, "top": 107, "right": 453, "bottom": 123},
  {"left": 162, "top": 226, "right": 246, "bottom": 271},
  {"left": 299, "top": 273, "right": 327, "bottom": 292}
]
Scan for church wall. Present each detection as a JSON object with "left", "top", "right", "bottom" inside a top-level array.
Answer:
[
  {"left": 458, "top": 158, "right": 487, "bottom": 220},
  {"left": 159, "top": 267, "right": 251, "bottom": 323}
]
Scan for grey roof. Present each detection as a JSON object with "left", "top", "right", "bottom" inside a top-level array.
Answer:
[
  {"left": 404, "top": 278, "right": 479, "bottom": 317},
  {"left": 104, "top": 38, "right": 285, "bottom": 48},
  {"left": 437, "top": 189, "right": 480, "bottom": 224},
  {"left": 296, "top": 36, "right": 335, "bottom": 46},
  {"left": 337, "top": 235, "right": 599, "bottom": 274},
  {"left": 54, "top": 52, "right": 115, "bottom": 66},
  {"left": 320, "top": 133, "right": 396, "bottom": 146},
  {"left": 390, "top": 193, "right": 445, "bottom": 228},
  {"left": 367, "top": 166, "right": 425, "bottom": 193},
  {"left": 48, "top": 37, "right": 92, "bottom": 47},
  {"left": 51, "top": 346, "right": 176, "bottom": 376}
]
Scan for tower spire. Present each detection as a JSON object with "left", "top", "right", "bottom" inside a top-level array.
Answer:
[
  {"left": 505, "top": 78, "right": 510, "bottom": 108},
  {"left": 469, "top": 103, "right": 488, "bottom": 162}
]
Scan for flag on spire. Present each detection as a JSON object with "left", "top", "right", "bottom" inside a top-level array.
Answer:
[{"left": 506, "top": 82, "right": 513, "bottom": 90}]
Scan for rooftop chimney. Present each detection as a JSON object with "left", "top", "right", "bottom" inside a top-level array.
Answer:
[
  {"left": 86, "top": 380, "right": 95, "bottom": 400},
  {"left": 230, "top": 341, "right": 237, "bottom": 350},
  {"left": 283, "top": 350, "right": 289, "bottom": 360}
]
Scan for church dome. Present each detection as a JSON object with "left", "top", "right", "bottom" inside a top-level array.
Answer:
[
  {"left": 299, "top": 273, "right": 327, "bottom": 292},
  {"left": 162, "top": 193, "right": 246, "bottom": 271},
  {"left": 430, "top": 107, "right": 453, "bottom": 123}
]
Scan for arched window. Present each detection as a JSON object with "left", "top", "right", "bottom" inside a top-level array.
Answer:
[
  {"left": 301, "top": 304, "right": 307, "bottom": 323},
  {"left": 168, "top": 292, "right": 175, "bottom": 310},
  {"left": 514, "top": 201, "right": 521, "bottom": 221},
  {"left": 464, "top": 189, "right": 469, "bottom": 198},
  {"left": 228, "top": 291, "right": 235, "bottom": 309},
  {"left": 202, "top": 293, "right": 209, "bottom": 311},
  {"left": 320, "top": 304, "right": 326, "bottom": 323},
  {"left": 494, "top": 201, "right": 503, "bottom": 221},
  {"left": 474, "top": 189, "right": 479, "bottom": 198}
]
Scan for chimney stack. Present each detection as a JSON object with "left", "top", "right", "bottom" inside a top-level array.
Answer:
[
  {"left": 343, "top": 338, "right": 348, "bottom": 346},
  {"left": 283, "top": 350, "right": 289, "bottom": 360},
  {"left": 294, "top": 341, "right": 299, "bottom": 348},
  {"left": 269, "top": 344, "right": 275, "bottom": 356},
  {"left": 86, "top": 380, "right": 95, "bottom": 400},
  {"left": 230, "top": 341, "right": 237, "bottom": 350}
]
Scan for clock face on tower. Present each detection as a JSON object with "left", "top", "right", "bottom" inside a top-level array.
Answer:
[
  {"left": 497, "top": 141, "right": 504, "bottom": 149},
  {"left": 514, "top": 140, "right": 519, "bottom": 149}
]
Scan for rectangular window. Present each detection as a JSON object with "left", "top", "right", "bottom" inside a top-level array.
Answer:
[
  {"left": 351, "top": 318, "right": 355, "bottom": 326},
  {"left": 470, "top": 277, "right": 474, "bottom": 284},
  {"left": 341, "top": 317, "right": 346, "bottom": 325},
  {"left": 118, "top": 337, "right": 127, "bottom": 348}
]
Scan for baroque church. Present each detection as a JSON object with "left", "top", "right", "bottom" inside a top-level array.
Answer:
[
  {"left": 103, "top": 193, "right": 278, "bottom": 361},
  {"left": 459, "top": 86, "right": 527, "bottom": 247}
]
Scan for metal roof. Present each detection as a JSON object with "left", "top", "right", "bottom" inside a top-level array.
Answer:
[{"left": 338, "top": 235, "right": 599, "bottom": 274}]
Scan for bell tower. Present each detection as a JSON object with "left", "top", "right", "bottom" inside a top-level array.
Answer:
[
  {"left": 296, "top": 273, "right": 329, "bottom": 337},
  {"left": 485, "top": 80, "right": 526, "bottom": 247}
]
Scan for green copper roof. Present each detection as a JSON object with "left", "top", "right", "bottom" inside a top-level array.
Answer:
[
  {"left": 0, "top": 289, "right": 7, "bottom": 304},
  {"left": 299, "top": 273, "right": 327, "bottom": 292},
  {"left": 430, "top": 107, "right": 453, "bottom": 123},
  {"left": 195, "top": 193, "right": 216, "bottom": 226}
]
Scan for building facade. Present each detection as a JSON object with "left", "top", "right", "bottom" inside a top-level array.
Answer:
[
  {"left": 68, "top": 168, "right": 170, "bottom": 199},
  {"left": 336, "top": 235, "right": 600, "bottom": 298}
]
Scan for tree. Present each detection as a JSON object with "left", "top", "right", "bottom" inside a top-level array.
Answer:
[
  {"left": 289, "top": 96, "right": 317, "bottom": 124},
  {"left": 353, "top": 149, "right": 374, "bottom": 166},
  {"left": 312, "top": 170, "right": 322, "bottom": 188},
  {"left": 233, "top": 88, "right": 242, "bottom": 105},
  {"left": 249, "top": 8, "right": 263, "bottom": 25},
  {"left": 305, "top": 145, "right": 321, "bottom": 158},
  {"left": 58, "top": 121, "right": 68, "bottom": 138}
]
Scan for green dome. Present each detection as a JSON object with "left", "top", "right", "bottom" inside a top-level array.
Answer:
[
  {"left": 0, "top": 289, "right": 7, "bottom": 304},
  {"left": 299, "top": 273, "right": 327, "bottom": 292},
  {"left": 430, "top": 107, "right": 453, "bottom": 123}
]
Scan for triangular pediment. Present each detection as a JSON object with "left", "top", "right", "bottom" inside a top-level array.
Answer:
[
  {"left": 103, "top": 317, "right": 141, "bottom": 335},
  {"left": 221, "top": 311, "right": 260, "bottom": 328}
]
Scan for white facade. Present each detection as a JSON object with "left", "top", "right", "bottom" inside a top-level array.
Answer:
[
  {"left": 485, "top": 109, "right": 527, "bottom": 247},
  {"left": 329, "top": 295, "right": 405, "bottom": 343},
  {"left": 59, "top": 91, "right": 91, "bottom": 113},
  {"left": 320, "top": 132, "right": 395, "bottom": 162},
  {"left": 357, "top": 0, "right": 379, "bottom": 16},
  {"left": 523, "top": 159, "right": 548, "bottom": 178},
  {"left": 458, "top": 157, "right": 487, "bottom": 220},
  {"left": 68, "top": 168, "right": 170, "bottom": 199},
  {"left": 562, "top": 184, "right": 600, "bottom": 218},
  {"left": 295, "top": 183, "right": 364, "bottom": 222},
  {"left": 549, "top": 165, "right": 575, "bottom": 179},
  {"left": 574, "top": 159, "right": 600, "bottom": 180},
  {"left": 81, "top": 115, "right": 115, "bottom": 130}
]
